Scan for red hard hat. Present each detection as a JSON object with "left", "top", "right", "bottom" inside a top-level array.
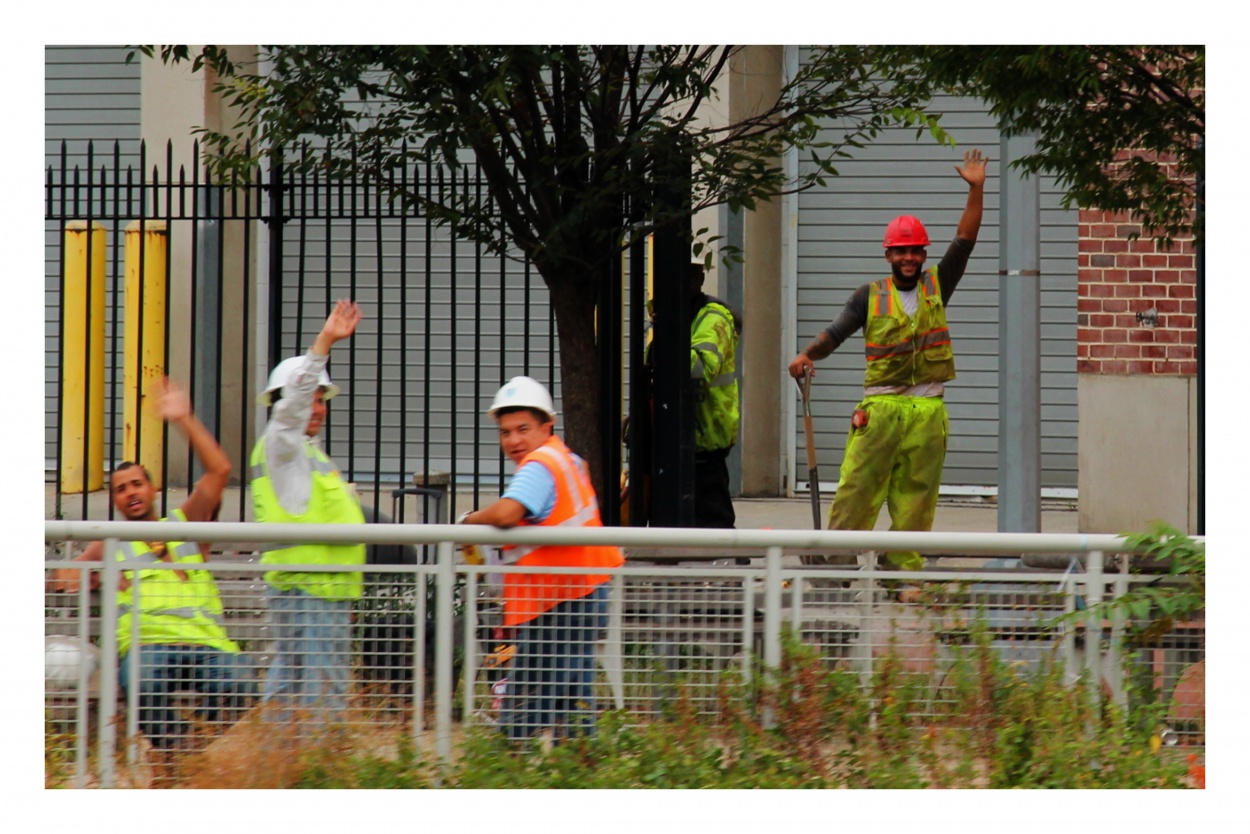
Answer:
[{"left": 883, "top": 215, "right": 931, "bottom": 248}]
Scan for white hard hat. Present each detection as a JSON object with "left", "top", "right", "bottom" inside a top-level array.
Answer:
[
  {"left": 487, "top": 376, "right": 556, "bottom": 421},
  {"left": 258, "top": 355, "right": 341, "bottom": 406},
  {"left": 45, "top": 636, "right": 100, "bottom": 688}
]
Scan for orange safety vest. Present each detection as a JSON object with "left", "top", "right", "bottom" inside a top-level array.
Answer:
[{"left": 503, "top": 435, "right": 624, "bottom": 627}]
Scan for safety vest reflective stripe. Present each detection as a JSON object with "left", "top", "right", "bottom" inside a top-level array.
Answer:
[
  {"left": 118, "top": 545, "right": 157, "bottom": 562},
  {"left": 118, "top": 603, "right": 222, "bottom": 623},
  {"left": 508, "top": 445, "right": 598, "bottom": 560},
  {"left": 692, "top": 342, "right": 730, "bottom": 386},
  {"left": 923, "top": 271, "right": 939, "bottom": 296},
  {"left": 254, "top": 542, "right": 305, "bottom": 553},
  {"left": 692, "top": 306, "right": 733, "bottom": 380},
  {"left": 865, "top": 341, "right": 915, "bottom": 360},
  {"left": 867, "top": 329, "right": 949, "bottom": 360},
  {"left": 873, "top": 283, "right": 892, "bottom": 317},
  {"left": 692, "top": 341, "right": 723, "bottom": 361},
  {"left": 693, "top": 306, "right": 731, "bottom": 333},
  {"left": 250, "top": 454, "right": 338, "bottom": 482},
  {"left": 916, "top": 327, "right": 951, "bottom": 350},
  {"left": 117, "top": 539, "right": 201, "bottom": 562}
]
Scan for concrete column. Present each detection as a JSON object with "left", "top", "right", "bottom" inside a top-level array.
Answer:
[
  {"left": 731, "top": 46, "right": 785, "bottom": 497},
  {"left": 997, "top": 133, "right": 1042, "bottom": 532},
  {"left": 140, "top": 46, "right": 257, "bottom": 487}
]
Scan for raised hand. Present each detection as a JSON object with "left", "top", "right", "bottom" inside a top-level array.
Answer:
[
  {"left": 321, "top": 299, "right": 363, "bottom": 344},
  {"left": 152, "top": 377, "right": 192, "bottom": 423},
  {"left": 955, "top": 148, "right": 988, "bottom": 189}
]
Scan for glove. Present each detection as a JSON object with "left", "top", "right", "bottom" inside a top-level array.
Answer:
[{"left": 456, "top": 511, "right": 484, "bottom": 565}]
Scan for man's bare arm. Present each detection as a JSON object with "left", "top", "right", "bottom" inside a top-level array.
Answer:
[
  {"left": 49, "top": 540, "right": 105, "bottom": 593},
  {"left": 156, "top": 378, "right": 232, "bottom": 527},
  {"left": 462, "top": 498, "right": 529, "bottom": 530}
]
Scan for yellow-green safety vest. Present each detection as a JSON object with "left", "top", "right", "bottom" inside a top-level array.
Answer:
[
  {"left": 115, "top": 508, "right": 239, "bottom": 657},
  {"left": 249, "top": 438, "right": 366, "bottom": 601},
  {"left": 690, "top": 299, "right": 739, "bottom": 452},
  {"left": 863, "top": 267, "right": 956, "bottom": 388}
]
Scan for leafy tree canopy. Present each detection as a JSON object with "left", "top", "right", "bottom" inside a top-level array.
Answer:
[
  {"left": 136, "top": 44, "right": 943, "bottom": 493},
  {"left": 876, "top": 46, "right": 1204, "bottom": 248}
]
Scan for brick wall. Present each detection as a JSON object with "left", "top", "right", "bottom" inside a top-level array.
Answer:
[{"left": 1076, "top": 209, "right": 1198, "bottom": 376}]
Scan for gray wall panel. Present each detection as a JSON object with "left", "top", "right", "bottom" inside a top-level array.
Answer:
[{"left": 44, "top": 46, "right": 142, "bottom": 470}]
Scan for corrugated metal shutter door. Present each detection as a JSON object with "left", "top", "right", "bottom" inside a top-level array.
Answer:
[
  {"left": 44, "top": 46, "right": 142, "bottom": 468},
  {"left": 795, "top": 91, "right": 1078, "bottom": 493}
]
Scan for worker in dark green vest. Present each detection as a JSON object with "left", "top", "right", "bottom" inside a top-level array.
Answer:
[
  {"left": 788, "top": 149, "right": 987, "bottom": 575},
  {"left": 53, "top": 378, "right": 245, "bottom": 776},
  {"left": 252, "top": 299, "right": 366, "bottom": 726}
]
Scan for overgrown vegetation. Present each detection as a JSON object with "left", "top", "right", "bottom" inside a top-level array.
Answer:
[
  {"left": 282, "top": 633, "right": 1195, "bottom": 789},
  {"left": 1109, "top": 523, "right": 1205, "bottom": 638},
  {"left": 49, "top": 528, "right": 1206, "bottom": 788}
]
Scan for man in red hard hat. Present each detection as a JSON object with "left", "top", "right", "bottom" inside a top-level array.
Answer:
[{"left": 788, "top": 149, "right": 987, "bottom": 574}]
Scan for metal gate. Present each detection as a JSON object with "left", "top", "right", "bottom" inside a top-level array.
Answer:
[{"left": 44, "top": 139, "right": 561, "bottom": 521}]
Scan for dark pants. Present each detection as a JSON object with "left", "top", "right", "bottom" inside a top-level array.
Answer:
[
  {"left": 694, "top": 448, "right": 736, "bottom": 529},
  {"left": 119, "top": 644, "right": 251, "bottom": 750},
  {"left": 501, "top": 584, "right": 609, "bottom": 742}
]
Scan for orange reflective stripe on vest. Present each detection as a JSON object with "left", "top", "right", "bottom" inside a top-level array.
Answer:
[{"left": 502, "top": 435, "right": 624, "bottom": 627}]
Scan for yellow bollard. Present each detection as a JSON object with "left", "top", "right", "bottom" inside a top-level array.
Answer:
[
  {"left": 123, "top": 220, "right": 168, "bottom": 488},
  {"left": 61, "top": 221, "right": 107, "bottom": 494}
]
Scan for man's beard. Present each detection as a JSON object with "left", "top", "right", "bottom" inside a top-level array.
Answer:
[{"left": 891, "top": 262, "right": 921, "bottom": 289}]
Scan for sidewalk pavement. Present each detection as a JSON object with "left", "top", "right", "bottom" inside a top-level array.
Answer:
[
  {"left": 730, "top": 496, "right": 1079, "bottom": 535},
  {"left": 46, "top": 482, "right": 1077, "bottom": 534}
]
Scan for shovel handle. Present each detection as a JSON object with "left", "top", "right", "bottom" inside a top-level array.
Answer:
[{"left": 797, "top": 367, "right": 821, "bottom": 529}]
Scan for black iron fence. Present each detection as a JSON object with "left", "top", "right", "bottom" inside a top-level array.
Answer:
[{"left": 45, "top": 139, "right": 574, "bottom": 523}]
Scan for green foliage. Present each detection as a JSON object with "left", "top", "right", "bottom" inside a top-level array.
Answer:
[
  {"left": 297, "top": 731, "right": 435, "bottom": 789},
  {"left": 1055, "top": 522, "right": 1204, "bottom": 643},
  {"left": 44, "top": 713, "right": 80, "bottom": 788},
  {"left": 282, "top": 626, "right": 1191, "bottom": 789},
  {"left": 134, "top": 44, "right": 946, "bottom": 476},
  {"left": 875, "top": 46, "right": 1203, "bottom": 248},
  {"left": 136, "top": 45, "right": 933, "bottom": 273}
]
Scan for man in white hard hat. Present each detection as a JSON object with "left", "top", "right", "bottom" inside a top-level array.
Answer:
[
  {"left": 250, "top": 299, "right": 366, "bottom": 726},
  {"left": 461, "top": 376, "right": 624, "bottom": 744},
  {"left": 51, "top": 378, "right": 246, "bottom": 775}
]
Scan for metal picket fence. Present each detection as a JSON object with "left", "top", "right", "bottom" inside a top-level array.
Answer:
[{"left": 44, "top": 521, "right": 1204, "bottom": 788}]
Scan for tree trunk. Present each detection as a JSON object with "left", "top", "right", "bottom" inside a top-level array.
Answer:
[{"left": 545, "top": 269, "right": 606, "bottom": 501}]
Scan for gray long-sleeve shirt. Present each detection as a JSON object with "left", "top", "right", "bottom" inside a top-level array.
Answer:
[{"left": 260, "top": 350, "right": 334, "bottom": 516}]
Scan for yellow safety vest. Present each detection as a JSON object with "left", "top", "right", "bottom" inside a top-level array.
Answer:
[
  {"left": 690, "top": 300, "right": 739, "bottom": 452},
  {"left": 249, "top": 438, "right": 366, "bottom": 601},
  {"left": 115, "top": 509, "right": 239, "bottom": 657},
  {"left": 863, "top": 267, "right": 956, "bottom": 388}
]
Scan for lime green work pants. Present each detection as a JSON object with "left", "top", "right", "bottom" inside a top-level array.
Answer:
[{"left": 813, "top": 394, "right": 949, "bottom": 572}]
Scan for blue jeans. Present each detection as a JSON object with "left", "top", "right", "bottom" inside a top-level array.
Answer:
[
  {"left": 262, "top": 587, "right": 353, "bottom": 725},
  {"left": 501, "top": 583, "right": 609, "bottom": 742},
  {"left": 119, "top": 644, "right": 252, "bottom": 750}
]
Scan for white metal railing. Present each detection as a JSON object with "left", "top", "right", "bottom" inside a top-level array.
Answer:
[{"left": 44, "top": 520, "right": 1202, "bottom": 788}]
